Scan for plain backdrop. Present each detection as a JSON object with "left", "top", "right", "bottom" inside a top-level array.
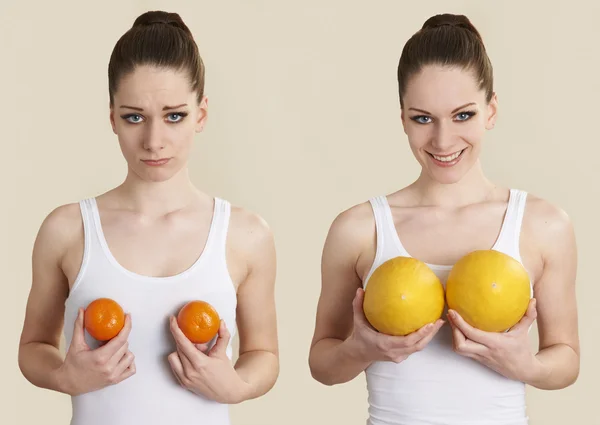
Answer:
[{"left": 1, "top": 1, "right": 597, "bottom": 424}]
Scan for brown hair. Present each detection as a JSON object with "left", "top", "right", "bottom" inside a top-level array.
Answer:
[
  {"left": 108, "top": 11, "right": 205, "bottom": 106},
  {"left": 397, "top": 13, "right": 493, "bottom": 107}
]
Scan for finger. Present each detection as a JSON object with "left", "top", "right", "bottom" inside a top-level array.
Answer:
[
  {"left": 352, "top": 287, "right": 371, "bottom": 328},
  {"left": 509, "top": 298, "right": 537, "bottom": 333},
  {"left": 408, "top": 319, "right": 445, "bottom": 352},
  {"left": 208, "top": 320, "right": 230, "bottom": 358},
  {"left": 195, "top": 342, "right": 211, "bottom": 354},
  {"left": 114, "top": 363, "right": 136, "bottom": 384},
  {"left": 106, "top": 340, "right": 130, "bottom": 369},
  {"left": 97, "top": 314, "right": 132, "bottom": 356},
  {"left": 168, "top": 352, "right": 187, "bottom": 387},
  {"left": 450, "top": 319, "right": 488, "bottom": 357},
  {"left": 178, "top": 347, "right": 196, "bottom": 372},
  {"left": 169, "top": 316, "right": 205, "bottom": 363},
  {"left": 391, "top": 319, "right": 444, "bottom": 347},
  {"left": 112, "top": 351, "right": 135, "bottom": 377},
  {"left": 72, "top": 308, "right": 90, "bottom": 351},
  {"left": 447, "top": 310, "right": 493, "bottom": 345}
]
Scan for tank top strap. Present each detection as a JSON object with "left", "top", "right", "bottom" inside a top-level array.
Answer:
[
  {"left": 368, "top": 196, "right": 387, "bottom": 256},
  {"left": 78, "top": 198, "right": 98, "bottom": 239},
  {"left": 70, "top": 198, "right": 103, "bottom": 291},
  {"left": 493, "top": 189, "right": 528, "bottom": 261},
  {"left": 365, "top": 196, "right": 410, "bottom": 284},
  {"left": 78, "top": 198, "right": 108, "bottom": 255},
  {"left": 205, "top": 197, "right": 231, "bottom": 259}
]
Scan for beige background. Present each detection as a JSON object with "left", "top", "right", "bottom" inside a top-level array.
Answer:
[{"left": 1, "top": 0, "right": 597, "bottom": 424}]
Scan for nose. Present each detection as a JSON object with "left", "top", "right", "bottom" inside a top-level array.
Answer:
[
  {"left": 430, "top": 120, "right": 455, "bottom": 152},
  {"left": 142, "top": 120, "right": 165, "bottom": 152}
]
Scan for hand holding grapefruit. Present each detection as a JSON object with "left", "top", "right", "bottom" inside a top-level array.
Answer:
[
  {"left": 363, "top": 256, "right": 445, "bottom": 336},
  {"left": 445, "top": 250, "right": 531, "bottom": 332}
]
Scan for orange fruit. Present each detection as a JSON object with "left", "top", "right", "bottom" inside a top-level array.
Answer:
[
  {"left": 84, "top": 298, "right": 125, "bottom": 341},
  {"left": 445, "top": 249, "right": 531, "bottom": 332},
  {"left": 363, "top": 256, "right": 445, "bottom": 336},
  {"left": 177, "top": 300, "right": 221, "bottom": 344}
]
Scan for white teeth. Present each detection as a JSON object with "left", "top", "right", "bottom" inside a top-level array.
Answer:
[{"left": 432, "top": 150, "right": 462, "bottom": 162}]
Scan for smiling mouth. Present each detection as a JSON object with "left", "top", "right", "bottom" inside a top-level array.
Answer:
[{"left": 427, "top": 148, "right": 466, "bottom": 162}]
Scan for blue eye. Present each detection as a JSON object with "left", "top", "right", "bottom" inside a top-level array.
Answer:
[
  {"left": 167, "top": 113, "right": 184, "bottom": 123},
  {"left": 455, "top": 111, "right": 477, "bottom": 121},
  {"left": 411, "top": 115, "right": 432, "bottom": 124},
  {"left": 122, "top": 114, "right": 144, "bottom": 124},
  {"left": 166, "top": 112, "right": 189, "bottom": 123}
]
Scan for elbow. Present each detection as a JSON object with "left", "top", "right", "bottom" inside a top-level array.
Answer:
[
  {"left": 308, "top": 353, "right": 337, "bottom": 387},
  {"left": 17, "top": 343, "right": 33, "bottom": 383},
  {"left": 531, "top": 348, "right": 580, "bottom": 390},
  {"left": 264, "top": 355, "right": 280, "bottom": 394},
  {"left": 562, "top": 363, "right": 580, "bottom": 388},
  {"left": 554, "top": 347, "right": 581, "bottom": 390},
  {"left": 309, "top": 367, "right": 332, "bottom": 386}
]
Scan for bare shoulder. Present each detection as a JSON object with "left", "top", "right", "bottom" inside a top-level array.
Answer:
[
  {"left": 522, "top": 192, "right": 576, "bottom": 285},
  {"left": 228, "top": 204, "right": 274, "bottom": 253},
  {"left": 225, "top": 203, "right": 276, "bottom": 289},
  {"left": 323, "top": 200, "right": 377, "bottom": 277},
  {"left": 523, "top": 193, "right": 575, "bottom": 248},
  {"left": 328, "top": 201, "right": 375, "bottom": 239},
  {"left": 34, "top": 202, "right": 83, "bottom": 257}
]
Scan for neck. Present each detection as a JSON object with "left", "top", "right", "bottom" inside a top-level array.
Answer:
[
  {"left": 114, "top": 166, "right": 201, "bottom": 216},
  {"left": 409, "top": 160, "right": 498, "bottom": 207}
]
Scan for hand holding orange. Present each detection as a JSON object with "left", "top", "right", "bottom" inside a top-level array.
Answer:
[
  {"left": 84, "top": 298, "right": 126, "bottom": 341},
  {"left": 176, "top": 300, "right": 221, "bottom": 344}
]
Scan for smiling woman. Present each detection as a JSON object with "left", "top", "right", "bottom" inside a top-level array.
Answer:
[
  {"left": 309, "top": 13, "right": 579, "bottom": 425},
  {"left": 18, "top": 10, "right": 279, "bottom": 425}
]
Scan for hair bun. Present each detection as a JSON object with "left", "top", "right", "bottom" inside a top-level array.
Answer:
[
  {"left": 132, "top": 10, "right": 191, "bottom": 35},
  {"left": 421, "top": 13, "right": 482, "bottom": 42}
]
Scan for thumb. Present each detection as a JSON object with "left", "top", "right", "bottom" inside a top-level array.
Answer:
[
  {"left": 208, "top": 320, "right": 231, "bottom": 358},
  {"left": 352, "top": 287, "right": 369, "bottom": 327},
  {"left": 510, "top": 298, "right": 537, "bottom": 333},
  {"left": 71, "top": 308, "right": 89, "bottom": 351}
]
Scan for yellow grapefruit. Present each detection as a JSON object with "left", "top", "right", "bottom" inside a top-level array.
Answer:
[
  {"left": 446, "top": 250, "right": 531, "bottom": 332},
  {"left": 363, "top": 256, "right": 445, "bottom": 336}
]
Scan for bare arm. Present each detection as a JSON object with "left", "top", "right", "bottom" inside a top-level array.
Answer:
[
  {"left": 19, "top": 204, "right": 135, "bottom": 396},
  {"left": 309, "top": 204, "right": 445, "bottom": 386},
  {"left": 231, "top": 210, "right": 279, "bottom": 400},
  {"left": 525, "top": 203, "right": 580, "bottom": 390},
  {"left": 436, "top": 197, "right": 581, "bottom": 390},
  {"left": 18, "top": 204, "right": 78, "bottom": 394},
  {"left": 308, "top": 206, "right": 374, "bottom": 385}
]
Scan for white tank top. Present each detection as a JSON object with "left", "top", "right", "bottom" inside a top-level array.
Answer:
[
  {"left": 363, "top": 189, "right": 532, "bottom": 425},
  {"left": 63, "top": 197, "right": 237, "bottom": 425}
]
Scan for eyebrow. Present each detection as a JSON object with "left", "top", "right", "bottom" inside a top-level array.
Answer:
[
  {"left": 408, "top": 102, "right": 477, "bottom": 115},
  {"left": 119, "top": 103, "right": 188, "bottom": 111}
]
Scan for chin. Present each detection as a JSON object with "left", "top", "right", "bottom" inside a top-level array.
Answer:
[
  {"left": 131, "top": 166, "right": 179, "bottom": 183},
  {"left": 431, "top": 171, "right": 465, "bottom": 185},
  {"left": 423, "top": 162, "right": 474, "bottom": 185}
]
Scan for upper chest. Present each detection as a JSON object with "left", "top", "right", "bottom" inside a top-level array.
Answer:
[
  {"left": 393, "top": 204, "right": 508, "bottom": 261},
  {"left": 378, "top": 202, "right": 543, "bottom": 283},
  {"left": 101, "top": 210, "right": 211, "bottom": 261},
  {"left": 62, "top": 205, "right": 230, "bottom": 287}
]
